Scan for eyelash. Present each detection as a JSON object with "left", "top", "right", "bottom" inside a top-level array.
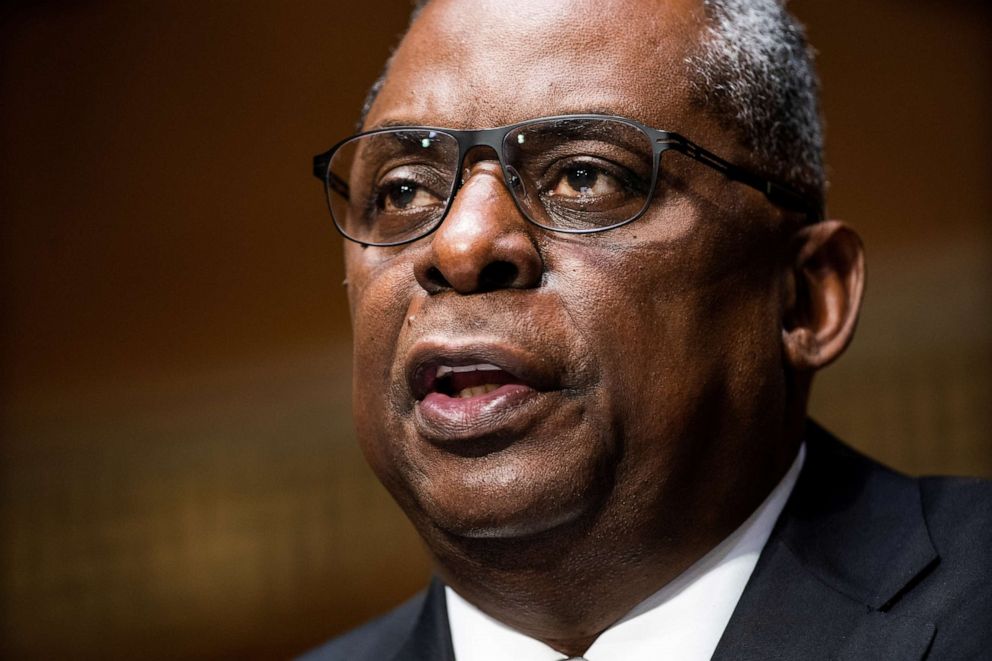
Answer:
[
  {"left": 540, "top": 157, "right": 648, "bottom": 196},
  {"left": 367, "top": 171, "right": 446, "bottom": 216}
]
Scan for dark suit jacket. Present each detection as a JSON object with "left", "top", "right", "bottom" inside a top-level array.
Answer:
[{"left": 302, "top": 422, "right": 992, "bottom": 660}]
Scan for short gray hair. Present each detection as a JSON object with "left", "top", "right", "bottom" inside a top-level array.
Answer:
[
  {"left": 359, "top": 0, "right": 825, "bottom": 212},
  {"left": 687, "top": 0, "right": 824, "bottom": 211}
]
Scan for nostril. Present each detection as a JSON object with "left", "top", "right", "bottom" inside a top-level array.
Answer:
[
  {"left": 424, "top": 266, "right": 451, "bottom": 292},
  {"left": 478, "top": 261, "right": 519, "bottom": 291}
]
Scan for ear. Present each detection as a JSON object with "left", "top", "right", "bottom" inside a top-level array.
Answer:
[{"left": 782, "top": 220, "right": 866, "bottom": 370}]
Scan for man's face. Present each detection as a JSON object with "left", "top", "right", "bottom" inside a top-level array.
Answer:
[{"left": 346, "top": 0, "right": 791, "bottom": 548}]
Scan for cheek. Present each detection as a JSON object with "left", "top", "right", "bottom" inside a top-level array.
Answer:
[
  {"left": 346, "top": 248, "right": 416, "bottom": 423},
  {"left": 346, "top": 244, "right": 414, "bottom": 338},
  {"left": 549, "top": 229, "right": 783, "bottom": 434}
]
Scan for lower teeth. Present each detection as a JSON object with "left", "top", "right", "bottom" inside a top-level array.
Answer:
[{"left": 457, "top": 384, "right": 500, "bottom": 398}]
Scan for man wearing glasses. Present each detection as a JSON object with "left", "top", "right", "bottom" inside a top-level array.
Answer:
[{"left": 305, "top": 0, "right": 992, "bottom": 659}]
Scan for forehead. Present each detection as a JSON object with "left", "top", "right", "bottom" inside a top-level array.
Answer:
[{"left": 367, "top": 0, "right": 708, "bottom": 132}]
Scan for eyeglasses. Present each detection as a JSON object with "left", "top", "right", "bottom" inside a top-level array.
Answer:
[{"left": 312, "top": 114, "right": 820, "bottom": 247}]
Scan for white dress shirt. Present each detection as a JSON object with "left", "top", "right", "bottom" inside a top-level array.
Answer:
[{"left": 447, "top": 443, "right": 806, "bottom": 661}]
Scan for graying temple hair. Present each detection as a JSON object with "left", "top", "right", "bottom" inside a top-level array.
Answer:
[
  {"left": 687, "top": 0, "right": 824, "bottom": 208},
  {"left": 359, "top": 0, "right": 825, "bottom": 210}
]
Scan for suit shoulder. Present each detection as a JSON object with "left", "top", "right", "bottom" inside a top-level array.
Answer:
[
  {"left": 910, "top": 476, "right": 992, "bottom": 658},
  {"left": 919, "top": 475, "right": 992, "bottom": 551},
  {"left": 297, "top": 589, "right": 427, "bottom": 661}
]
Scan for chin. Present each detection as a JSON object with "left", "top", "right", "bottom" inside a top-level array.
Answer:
[
  {"left": 410, "top": 462, "right": 605, "bottom": 542},
  {"left": 365, "top": 395, "right": 619, "bottom": 545},
  {"left": 435, "top": 501, "right": 588, "bottom": 540}
]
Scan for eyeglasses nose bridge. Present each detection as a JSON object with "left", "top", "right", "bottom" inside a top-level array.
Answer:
[
  {"left": 444, "top": 138, "right": 529, "bottom": 231},
  {"left": 451, "top": 130, "right": 510, "bottom": 200}
]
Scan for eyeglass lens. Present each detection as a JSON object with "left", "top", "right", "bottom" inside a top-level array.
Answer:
[{"left": 326, "top": 118, "right": 657, "bottom": 245}]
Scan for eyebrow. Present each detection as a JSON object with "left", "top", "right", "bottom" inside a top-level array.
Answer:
[
  {"left": 367, "top": 119, "right": 421, "bottom": 130},
  {"left": 365, "top": 108, "right": 632, "bottom": 132}
]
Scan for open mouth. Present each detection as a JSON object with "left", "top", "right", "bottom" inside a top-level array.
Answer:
[
  {"left": 430, "top": 363, "right": 527, "bottom": 399},
  {"left": 408, "top": 343, "right": 555, "bottom": 402},
  {"left": 405, "top": 341, "right": 563, "bottom": 440}
]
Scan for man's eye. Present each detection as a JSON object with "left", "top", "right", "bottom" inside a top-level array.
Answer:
[
  {"left": 550, "top": 165, "right": 621, "bottom": 198},
  {"left": 379, "top": 181, "right": 440, "bottom": 212}
]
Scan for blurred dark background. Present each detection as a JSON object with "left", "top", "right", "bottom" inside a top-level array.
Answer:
[{"left": 1, "top": 0, "right": 989, "bottom": 658}]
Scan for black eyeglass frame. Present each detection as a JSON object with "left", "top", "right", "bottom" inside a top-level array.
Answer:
[{"left": 312, "top": 114, "right": 822, "bottom": 247}]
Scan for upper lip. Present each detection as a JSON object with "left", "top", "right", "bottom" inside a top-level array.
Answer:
[{"left": 406, "top": 339, "right": 562, "bottom": 400}]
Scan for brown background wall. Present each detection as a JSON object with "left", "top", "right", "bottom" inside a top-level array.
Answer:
[{"left": 1, "top": 0, "right": 989, "bottom": 658}]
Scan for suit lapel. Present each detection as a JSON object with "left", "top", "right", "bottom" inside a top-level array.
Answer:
[
  {"left": 713, "top": 422, "right": 938, "bottom": 660},
  {"left": 391, "top": 578, "right": 456, "bottom": 661}
]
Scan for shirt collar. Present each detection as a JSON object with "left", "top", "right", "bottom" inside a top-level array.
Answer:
[{"left": 446, "top": 443, "right": 806, "bottom": 661}]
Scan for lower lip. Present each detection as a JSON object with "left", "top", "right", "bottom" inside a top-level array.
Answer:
[{"left": 415, "top": 384, "right": 547, "bottom": 443}]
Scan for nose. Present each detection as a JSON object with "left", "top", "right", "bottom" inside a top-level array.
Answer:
[{"left": 413, "top": 159, "right": 544, "bottom": 295}]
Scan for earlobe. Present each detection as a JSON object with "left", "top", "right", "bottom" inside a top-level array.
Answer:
[{"left": 782, "top": 220, "right": 866, "bottom": 371}]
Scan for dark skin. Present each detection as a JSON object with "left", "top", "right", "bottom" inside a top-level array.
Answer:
[{"left": 345, "top": 0, "right": 865, "bottom": 655}]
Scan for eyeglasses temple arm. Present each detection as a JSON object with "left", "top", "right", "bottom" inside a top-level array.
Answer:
[
  {"left": 660, "top": 135, "right": 822, "bottom": 222},
  {"left": 312, "top": 154, "right": 350, "bottom": 201}
]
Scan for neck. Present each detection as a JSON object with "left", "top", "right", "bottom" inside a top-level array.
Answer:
[
  {"left": 428, "top": 430, "right": 801, "bottom": 656},
  {"left": 435, "top": 518, "right": 693, "bottom": 655}
]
